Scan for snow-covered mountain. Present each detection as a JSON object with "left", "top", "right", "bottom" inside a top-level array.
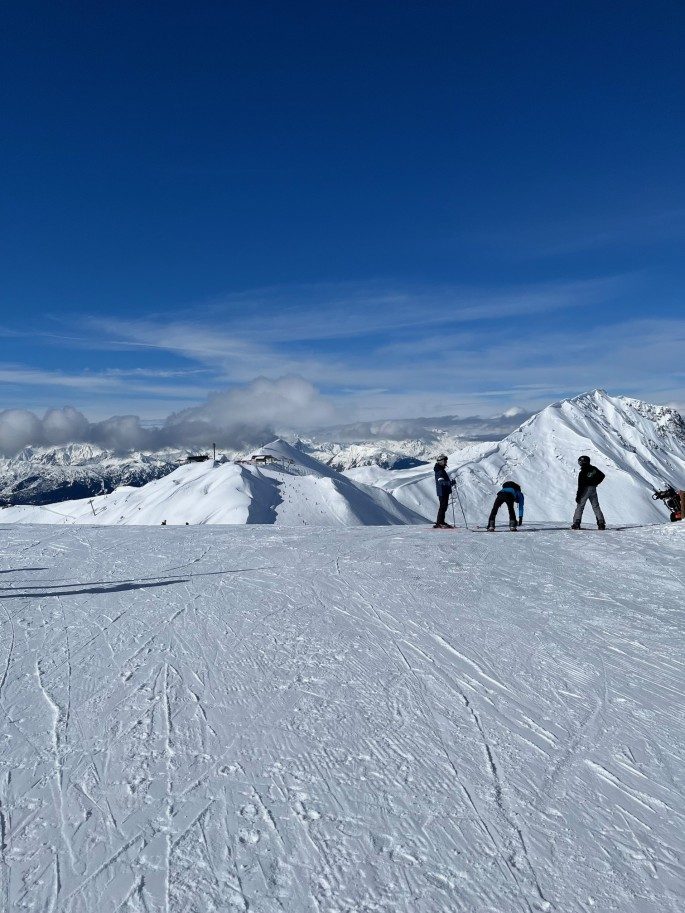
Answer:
[
  {"left": 296, "top": 409, "right": 531, "bottom": 471},
  {"left": 3, "top": 391, "right": 685, "bottom": 526},
  {"left": 1, "top": 438, "right": 425, "bottom": 526},
  {"left": 356, "top": 390, "right": 685, "bottom": 525},
  {"left": 0, "top": 410, "right": 524, "bottom": 503},
  {"left": 295, "top": 436, "right": 474, "bottom": 471},
  {"left": 0, "top": 443, "right": 181, "bottom": 506}
]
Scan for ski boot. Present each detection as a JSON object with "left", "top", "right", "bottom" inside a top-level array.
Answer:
[
  {"left": 486, "top": 524, "right": 495, "bottom": 532},
  {"left": 571, "top": 522, "right": 581, "bottom": 530},
  {"left": 597, "top": 522, "right": 606, "bottom": 530},
  {"left": 509, "top": 521, "right": 518, "bottom": 532}
]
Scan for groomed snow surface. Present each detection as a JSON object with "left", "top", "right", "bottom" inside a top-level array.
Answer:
[{"left": 1, "top": 522, "right": 683, "bottom": 912}]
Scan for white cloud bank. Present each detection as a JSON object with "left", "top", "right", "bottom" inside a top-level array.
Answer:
[{"left": 0, "top": 377, "right": 335, "bottom": 456}]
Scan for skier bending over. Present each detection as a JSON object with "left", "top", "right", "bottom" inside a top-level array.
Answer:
[
  {"left": 433, "top": 454, "right": 455, "bottom": 528},
  {"left": 487, "top": 481, "right": 524, "bottom": 531},
  {"left": 572, "top": 455, "right": 605, "bottom": 530}
]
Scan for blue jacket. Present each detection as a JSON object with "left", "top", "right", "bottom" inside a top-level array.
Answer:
[
  {"left": 499, "top": 485, "right": 524, "bottom": 519},
  {"left": 434, "top": 463, "right": 455, "bottom": 498}
]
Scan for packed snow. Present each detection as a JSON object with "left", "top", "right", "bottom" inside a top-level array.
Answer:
[
  {"left": 1, "top": 521, "right": 683, "bottom": 912},
  {"left": 1, "top": 440, "right": 425, "bottom": 527}
]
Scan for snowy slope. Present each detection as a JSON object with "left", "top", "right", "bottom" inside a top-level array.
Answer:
[
  {"left": 1, "top": 522, "right": 683, "bottom": 912},
  {"left": 367, "top": 391, "right": 685, "bottom": 525},
  {"left": 1, "top": 439, "right": 425, "bottom": 527}
]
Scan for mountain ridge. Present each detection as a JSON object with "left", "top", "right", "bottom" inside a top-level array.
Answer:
[
  {"left": 358, "top": 390, "right": 685, "bottom": 525},
  {"left": 2, "top": 438, "right": 427, "bottom": 526},
  {"left": 2, "top": 390, "right": 684, "bottom": 524}
]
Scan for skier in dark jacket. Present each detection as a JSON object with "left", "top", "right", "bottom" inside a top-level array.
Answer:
[
  {"left": 433, "top": 455, "right": 455, "bottom": 528},
  {"left": 487, "top": 481, "right": 524, "bottom": 531},
  {"left": 572, "top": 455, "right": 606, "bottom": 529}
]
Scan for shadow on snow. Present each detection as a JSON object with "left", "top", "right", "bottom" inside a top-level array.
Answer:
[{"left": 0, "top": 579, "right": 191, "bottom": 599}]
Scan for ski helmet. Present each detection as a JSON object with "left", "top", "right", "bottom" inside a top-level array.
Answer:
[
  {"left": 436, "top": 454, "right": 448, "bottom": 463},
  {"left": 578, "top": 455, "right": 590, "bottom": 466}
]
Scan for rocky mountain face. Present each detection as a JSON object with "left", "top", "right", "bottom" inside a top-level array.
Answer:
[{"left": 0, "top": 444, "right": 182, "bottom": 506}]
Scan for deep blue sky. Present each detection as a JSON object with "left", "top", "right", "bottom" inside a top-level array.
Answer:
[{"left": 1, "top": 0, "right": 684, "bottom": 433}]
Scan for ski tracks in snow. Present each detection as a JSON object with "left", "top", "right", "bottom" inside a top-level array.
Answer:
[{"left": 0, "top": 523, "right": 683, "bottom": 912}]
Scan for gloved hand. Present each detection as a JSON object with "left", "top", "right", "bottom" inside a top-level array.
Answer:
[{"left": 518, "top": 517, "right": 523, "bottom": 526}]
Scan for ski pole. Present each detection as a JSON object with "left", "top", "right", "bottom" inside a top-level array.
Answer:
[
  {"left": 451, "top": 494, "right": 457, "bottom": 529},
  {"left": 453, "top": 486, "right": 469, "bottom": 529}
]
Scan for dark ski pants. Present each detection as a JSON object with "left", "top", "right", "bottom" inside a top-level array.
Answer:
[
  {"left": 436, "top": 492, "right": 451, "bottom": 525},
  {"left": 573, "top": 485, "right": 605, "bottom": 526},
  {"left": 488, "top": 492, "right": 517, "bottom": 527}
]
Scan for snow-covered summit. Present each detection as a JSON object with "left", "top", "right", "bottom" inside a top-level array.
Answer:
[
  {"left": 2, "top": 438, "right": 425, "bottom": 526},
  {"left": 619, "top": 395, "right": 685, "bottom": 436},
  {"left": 13, "top": 442, "right": 107, "bottom": 465},
  {"left": 365, "top": 390, "right": 685, "bottom": 525},
  {"left": 296, "top": 439, "right": 430, "bottom": 471}
]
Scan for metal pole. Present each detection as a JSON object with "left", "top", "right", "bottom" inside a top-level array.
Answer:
[{"left": 453, "top": 486, "right": 469, "bottom": 529}]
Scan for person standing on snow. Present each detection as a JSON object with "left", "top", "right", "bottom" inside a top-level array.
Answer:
[
  {"left": 487, "top": 481, "right": 524, "bottom": 531},
  {"left": 572, "top": 455, "right": 606, "bottom": 529},
  {"left": 433, "top": 454, "right": 455, "bottom": 528}
]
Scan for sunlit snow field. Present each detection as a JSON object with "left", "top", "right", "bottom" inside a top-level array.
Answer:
[{"left": 1, "top": 522, "right": 683, "bottom": 912}]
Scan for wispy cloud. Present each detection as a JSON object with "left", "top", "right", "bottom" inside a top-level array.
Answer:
[
  {"left": 51, "top": 275, "right": 629, "bottom": 398},
  {"left": 91, "top": 275, "right": 627, "bottom": 350},
  {"left": 1, "top": 275, "right": 682, "bottom": 430},
  {"left": 0, "top": 364, "right": 210, "bottom": 399}
]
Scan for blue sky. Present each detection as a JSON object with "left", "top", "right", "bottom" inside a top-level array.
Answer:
[{"left": 1, "top": 0, "right": 684, "bottom": 438}]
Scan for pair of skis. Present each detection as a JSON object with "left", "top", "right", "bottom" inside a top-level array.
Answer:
[{"left": 431, "top": 524, "right": 638, "bottom": 532}]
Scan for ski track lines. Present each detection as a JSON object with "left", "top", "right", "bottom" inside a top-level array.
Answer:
[{"left": 0, "top": 525, "right": 683, "bottom": 913}]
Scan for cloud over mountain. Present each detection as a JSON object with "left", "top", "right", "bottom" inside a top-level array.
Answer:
[{"left": 0, "top": 377, "right": 334, "bottom": 456}]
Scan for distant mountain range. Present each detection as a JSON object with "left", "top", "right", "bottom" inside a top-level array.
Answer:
[
  {"left": 296, "top": 407, "right": 532, "bottom": 470},
  {"left": 0, "top": 412, "right": 517, "bottom": 506},
  {"left": 0, "top": 443, "right": 181, "bottom": 506},
  {"left": 2, "top": 391, "right": 685, "bottom": 525},
  {"left": 2, "top": 438, "right": 425, "bottom": 527}
]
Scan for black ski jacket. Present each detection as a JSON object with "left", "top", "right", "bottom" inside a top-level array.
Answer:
[
  {"left": 577, "top": 464, "right": 605, "bottom": 498},
  {"left": 434, "top": 463, "right": 455, "bottom": 498}
]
